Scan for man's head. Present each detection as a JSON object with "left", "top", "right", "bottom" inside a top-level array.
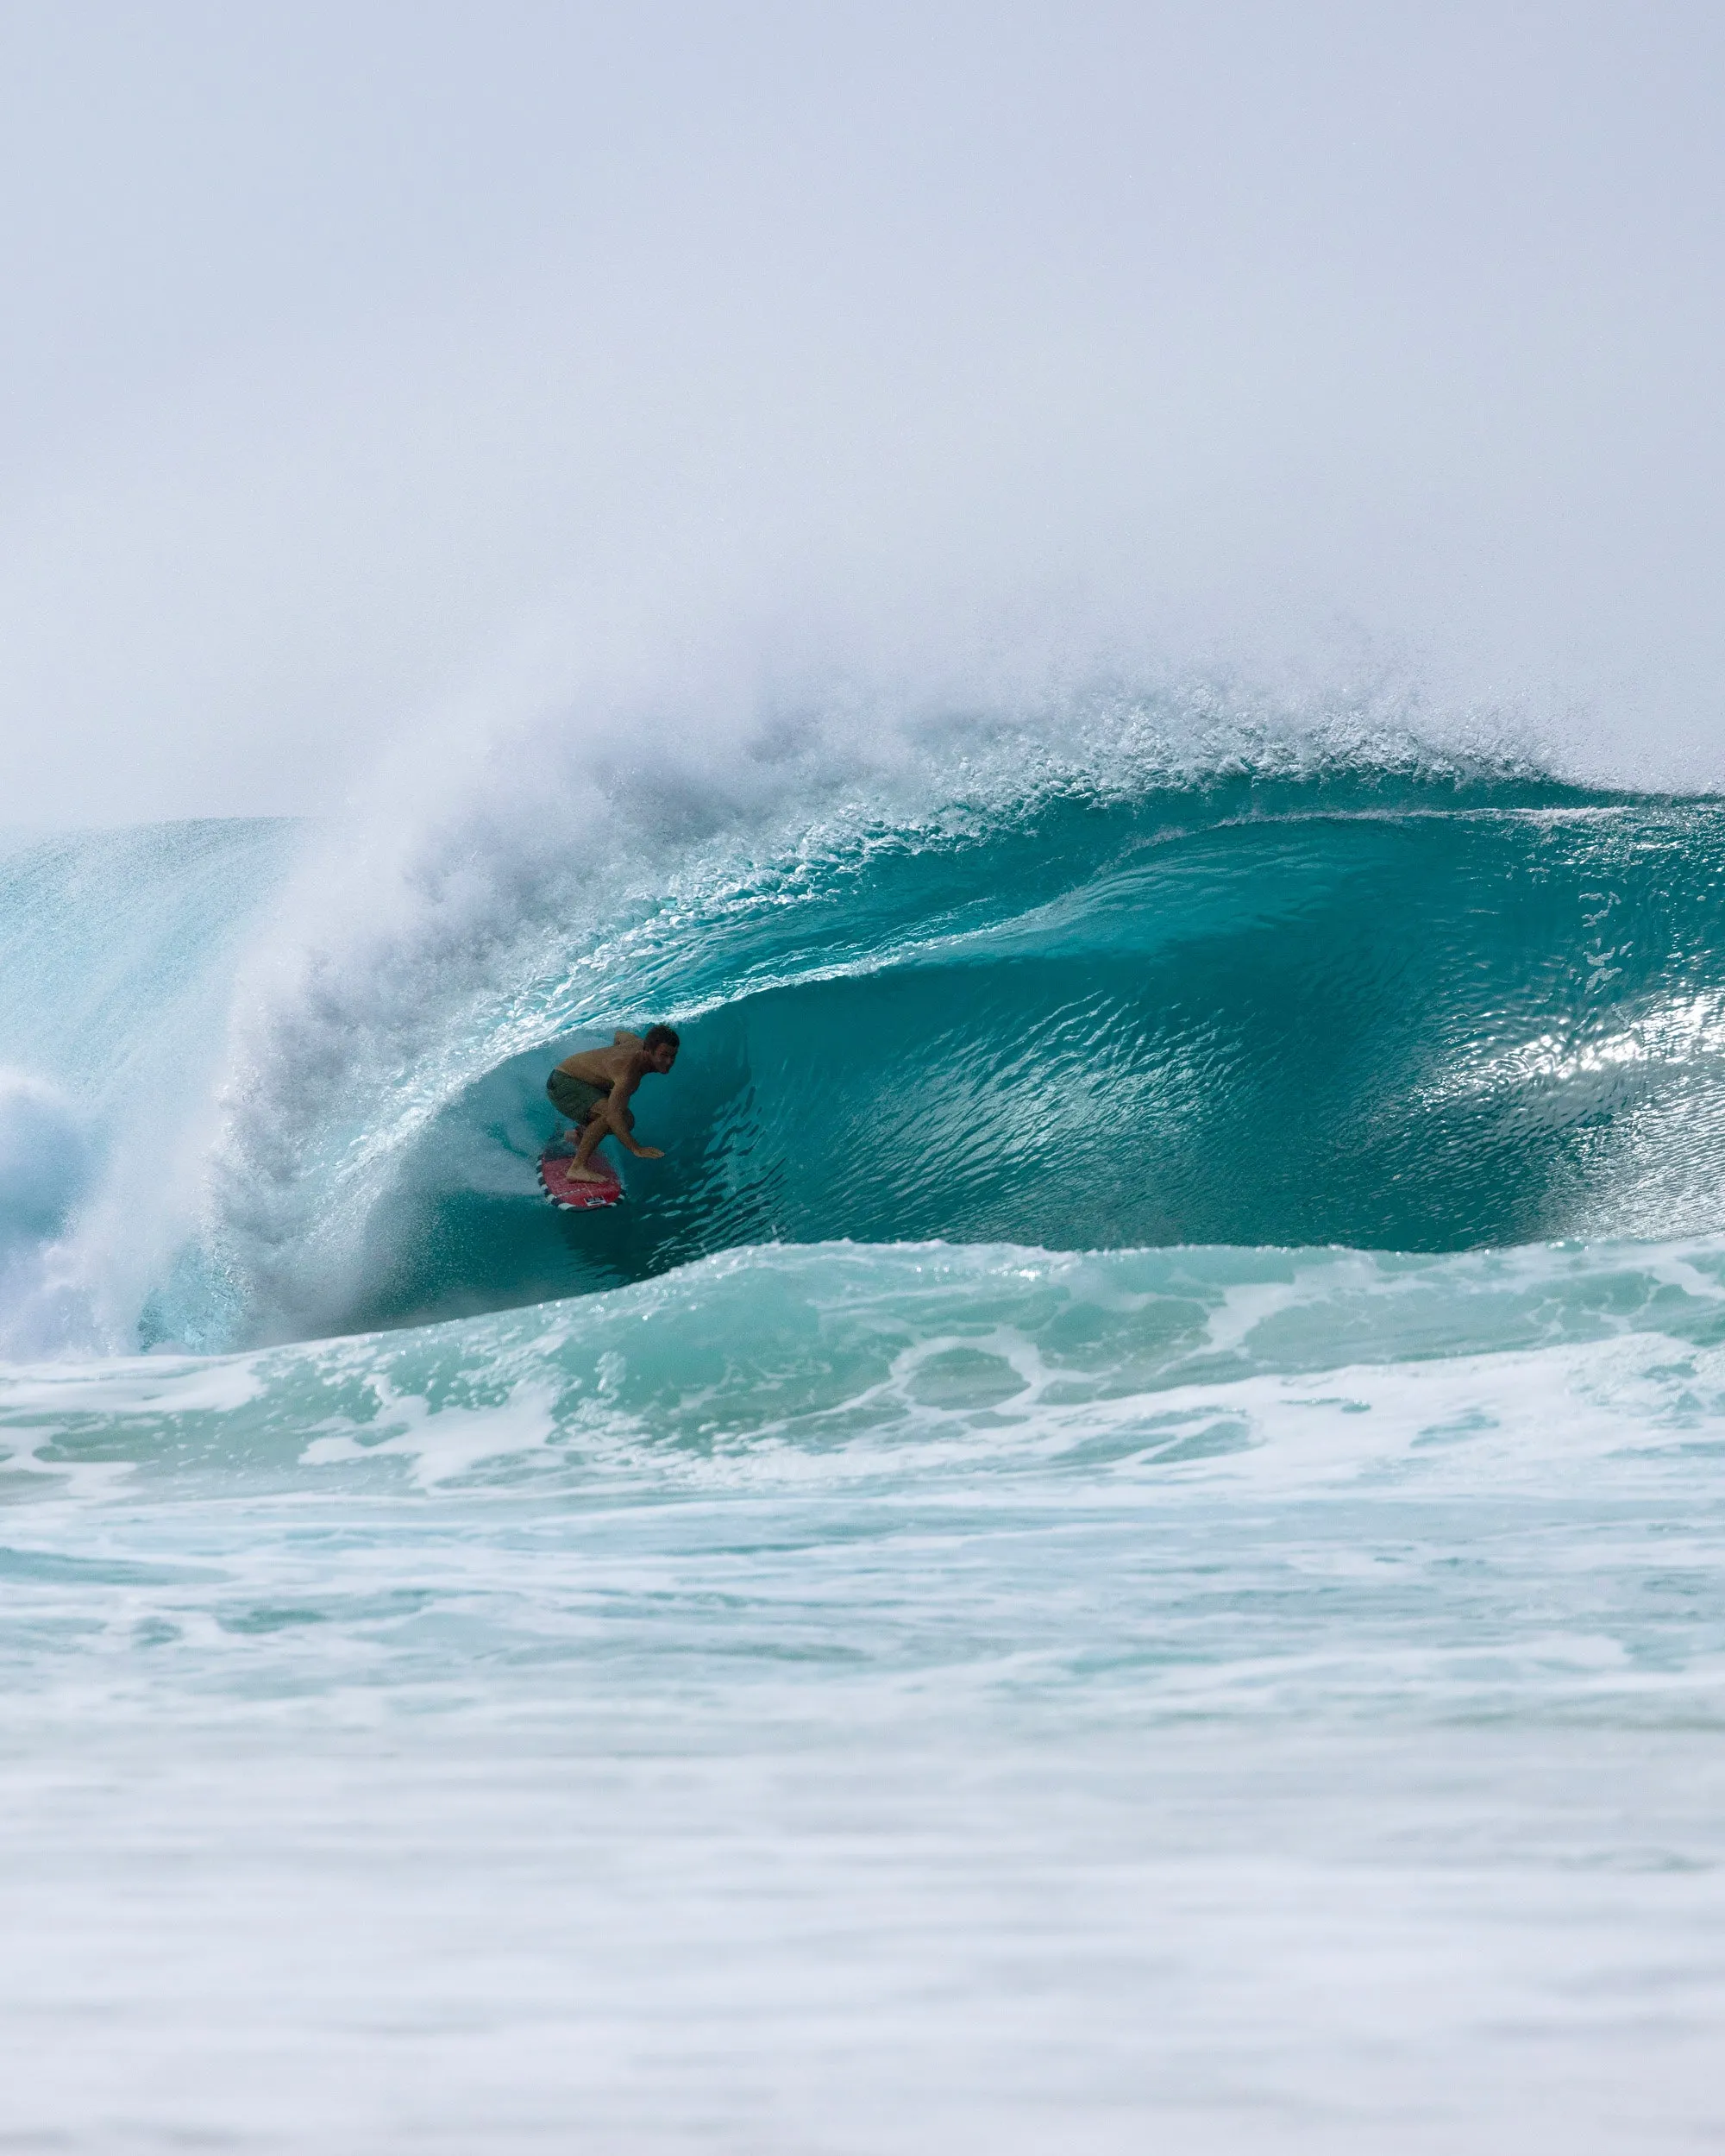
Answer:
[{"left": 643, "top": 1024, "right": 681, "bottom": 1073}]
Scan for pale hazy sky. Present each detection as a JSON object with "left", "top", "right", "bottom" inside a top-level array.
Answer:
[{"left": 3, "top": 2, "right": 1724, "bottom": 822}]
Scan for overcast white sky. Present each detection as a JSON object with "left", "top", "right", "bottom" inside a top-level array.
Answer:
[{"left": 3, "top": 1, "right": 1724, "bottom": 823}]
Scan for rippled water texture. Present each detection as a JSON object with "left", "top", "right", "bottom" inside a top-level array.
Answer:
[{"left": 310, "top": 776, "right": 1725, "bottom": 1338}]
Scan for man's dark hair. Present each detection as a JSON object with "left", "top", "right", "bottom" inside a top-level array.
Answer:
[{"left": 643, "top": 1025, "right": 681, "bottom": 1053}]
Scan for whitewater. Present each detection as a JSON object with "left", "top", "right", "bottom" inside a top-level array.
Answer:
[{"left": 4, "top": 693, "right": 1725, "bottom": 2152}]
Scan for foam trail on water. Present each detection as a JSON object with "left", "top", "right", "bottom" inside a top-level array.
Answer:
[{"left": 5, "top": 1229, "right": 1725, "bottom": 2150}]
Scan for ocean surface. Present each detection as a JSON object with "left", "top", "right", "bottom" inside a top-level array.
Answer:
[{"left": 4, "top": 717, "right": 1725, "bottom": 2151}]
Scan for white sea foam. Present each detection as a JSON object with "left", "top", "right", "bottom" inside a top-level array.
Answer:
[{"left": 3, "top": 1230, "right": 1724, "bottom": 2149}]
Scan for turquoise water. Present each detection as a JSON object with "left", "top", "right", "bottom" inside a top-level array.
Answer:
[
  {"left": 187, "top": 766, "right": 1725, "bottom": 1338},
  {"left": 4, "top": 736, "right": 1725, "bottom": 2149}
]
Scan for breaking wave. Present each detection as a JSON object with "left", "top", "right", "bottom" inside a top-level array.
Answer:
[{"left": 3, "top": 690, "right": 1725, "bottom": 1354}]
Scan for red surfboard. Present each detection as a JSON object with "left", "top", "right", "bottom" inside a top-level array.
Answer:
[{"left": 537, "top": 1144, "right": 623, "bottom": 1210}]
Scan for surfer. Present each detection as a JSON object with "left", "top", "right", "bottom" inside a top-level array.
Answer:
[{"left": 547, "top": 1025, "right": 681, "bottom": 1184}]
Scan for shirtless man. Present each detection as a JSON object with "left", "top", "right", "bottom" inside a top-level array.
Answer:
[{"left": 547, "top": 1025, "right": 681, "bottom": 1184}]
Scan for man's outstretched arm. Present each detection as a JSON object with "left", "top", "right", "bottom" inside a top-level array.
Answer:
[{"left": 599, "top": 1067, "right": 663, "bottom": 1160}]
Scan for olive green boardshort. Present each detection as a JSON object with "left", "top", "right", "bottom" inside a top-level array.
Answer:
[{"left": 546, "top": 1069, "right": 610, "bottom": 1123}]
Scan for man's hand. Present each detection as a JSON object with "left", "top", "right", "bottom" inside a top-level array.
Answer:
[{"left": 636, "top": 1145, "right": 664, "bottom": 1160}]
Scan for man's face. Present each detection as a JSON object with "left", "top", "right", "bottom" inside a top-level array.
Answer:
[{"left": 650, "top": 1044, "right": 679, "bottom": 1075}]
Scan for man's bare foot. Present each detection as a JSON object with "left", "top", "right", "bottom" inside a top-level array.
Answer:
[{"left": 566, "top": 1160, "right": 612, "bottom": 1183}]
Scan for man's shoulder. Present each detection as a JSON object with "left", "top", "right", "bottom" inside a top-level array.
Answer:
[{"left": 563, "top": 1046, "right": 618, "bottom": 1076}]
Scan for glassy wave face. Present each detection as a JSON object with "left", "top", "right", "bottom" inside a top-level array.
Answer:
[
  {"left": 342, "top": 770, "right": 1725, "bottom": 1337},
  {"left": 8, "top": 763, "right": 1725, "bottom": 1349}
]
